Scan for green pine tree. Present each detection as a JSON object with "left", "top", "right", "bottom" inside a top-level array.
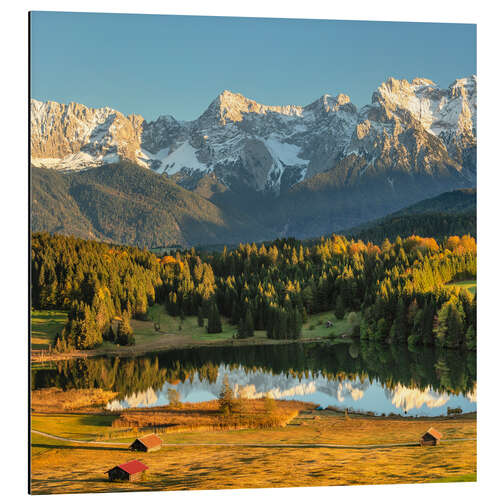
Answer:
[
  {"left": 197, "top": 307, "right": 204, "bottom": 328},
  {"left": 465, "top": 325, "right": 476, "bottom": 350},
  {"left": 117, "top": 310, "right": 135, "bottom": 345},
  {"left": 218, "top": 374, "right": 238, "bottom": 415},
  {"left": 207, "top": 301, "right": 222, "bottom": 334},
  {"left": 244, "top": 308, "right": 254, "bottom": 338},
  {"left": 335, "top": 295, "right": 345, "bottom": 320},
  {"left": 446, "top": 304, "right": 464, "bottom": 348}
]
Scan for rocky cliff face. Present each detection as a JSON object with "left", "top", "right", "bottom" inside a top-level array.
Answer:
[
  {"left": 362, "top": 76, "right": 477, "bottom": 177},
  {"left": 30, "top": 99, "right": 145, "bottom": 170},
  {"left": 31, "top": 75, "right": 476, "bottom": 196}
]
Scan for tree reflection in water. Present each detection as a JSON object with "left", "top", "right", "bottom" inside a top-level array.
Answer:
[{"left": 32, "top": 342, "right": 476, "bottom": 416}]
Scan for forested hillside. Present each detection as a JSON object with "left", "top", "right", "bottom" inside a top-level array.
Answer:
[
  {"left": 32, "top": 231, "right": 476, "bottom": 352},
  {"left": 31, "top": 163, "right": 274, "bottom": 247},
  {"left": 344, "top": 189, "right": 476, "bottom": 243},
  {"left": 32, "top": 163, "right": 476, "bottom": 248}
]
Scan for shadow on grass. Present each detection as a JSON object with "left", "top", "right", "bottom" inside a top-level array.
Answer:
[
  {"left": 78, "top": 414, "right": 117, "bottom": 427},
  {"left": 34, "top": 413, "right": 117, "bottom": 425},
  {"left": 32, "top": 471, "right": 215, "bottom": 494}
]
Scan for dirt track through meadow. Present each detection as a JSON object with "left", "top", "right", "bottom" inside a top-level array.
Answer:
[{"left": 31, "top": 429, "right": 475, "bottom": 450}]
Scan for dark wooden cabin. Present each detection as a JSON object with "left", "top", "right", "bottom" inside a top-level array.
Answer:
[
  {"left": 107, "top": 460, "right": 148, "bottom": 482},
  {"left": 420, "top": 427, "right": 443, "bottom": 446},
  {"left": 129, "top": 433, "right": 163, "bottom": 452}
]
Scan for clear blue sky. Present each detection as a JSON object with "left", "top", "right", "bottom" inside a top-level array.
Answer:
[{"left": 30, "top": 12, "right": 476, "bottom": 121}]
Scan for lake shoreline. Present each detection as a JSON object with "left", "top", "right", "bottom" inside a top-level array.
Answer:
[
  {"left": 30, "top": 385, "right": 478, "bottom": 421},
  {"left": 31, "top": 335, "right": 343, "bottom": 362}
]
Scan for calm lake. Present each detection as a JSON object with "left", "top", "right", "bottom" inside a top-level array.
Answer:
[{"left": 32, "top": 342, "right": 476, "bottom": 417}]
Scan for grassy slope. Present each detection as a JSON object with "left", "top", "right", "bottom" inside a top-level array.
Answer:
[
  {"left": 30, "top": 409, "right": 476, "bottom": 494},
  {"left": 301, "top": 310, "right": 352, "bottom": 338},
  {"left": 31, "top": 310, "right": 67, "bottom": 350},
  {"left": 31, "top": 305, "right": 355, "bottom": 355},
  {"left": 134, "top": 304, "right": 239, "bottom": 341},
  {"left": 140, "top": 305, "right": 354, "bottom": 341},
  {"left": 445, "top": 280, "right": 477, "bottom": 296}
]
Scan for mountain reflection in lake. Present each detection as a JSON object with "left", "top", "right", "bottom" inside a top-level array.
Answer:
[{"left": 32, "top": 342, "right": 476, "bottom": 417}]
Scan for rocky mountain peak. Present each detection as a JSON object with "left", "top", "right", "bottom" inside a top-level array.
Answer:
[
  {"left": 30, "top": 98, "right": 145, "bottom": 169},
  {"left": 449, "top": 75, "right": 476, "bottom": 99},
  {"left": 367, "top": 75, "right": 476, "bottom": 144},
  {"left": 373, "top": 76, "right": 435, "bottom": 106},
  {"left": 336, "top": 93, "right": 351, "bottom": 105},
  {"left": 199, "top": 90, "right": 304, "bottom": 126},
  {"left": 304, "top": 93, "right": 356, "bottom": 115},
  {"left": 411, "top": 77, "right": 436, "bottom": 87}
]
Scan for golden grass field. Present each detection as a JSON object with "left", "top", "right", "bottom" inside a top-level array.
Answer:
[
  {"left": 30, "top": 399, "right": 476, "bottom": 495},
  {"left": 110, "top": 399, "right": 302, "bottom": 433},
  {"left": 31, "top": 388, "right": 118, "bottom": 413}
]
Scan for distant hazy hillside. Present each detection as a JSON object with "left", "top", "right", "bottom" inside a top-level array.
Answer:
[
  {"left": 393, "top": 188, "right": 476, "bottom": 216},
  {"left": 343, "top": 189, "right": 476, "bottom": 243},
  {"left": 31, "top": 163, "right": 274, "bottom": 247}
]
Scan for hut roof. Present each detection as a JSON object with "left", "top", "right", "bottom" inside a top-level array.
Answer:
[
  {"left": 108, "top": 460, "right": 148, "bottom": 475},
  {"left": 424, "top": 427, "right": 443, "bottom": 440},
  {"left": 136, "top": 434, "right": 163, "bottom": 449}
]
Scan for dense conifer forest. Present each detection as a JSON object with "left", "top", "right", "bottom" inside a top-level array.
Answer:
[{"left": 31, "top": 231, "right": 476, "bottom": 352}]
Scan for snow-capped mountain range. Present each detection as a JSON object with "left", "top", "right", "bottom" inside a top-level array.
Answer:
[{"left": 31, "top": 76, "right": 476, "bottom": 195}]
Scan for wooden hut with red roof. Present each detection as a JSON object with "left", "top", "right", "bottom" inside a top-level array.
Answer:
[
  {"left": 129, "top": 433, "right": 163, "bottom": 452},
  {"left": 107, "top": 460, "right": 148, "bottom": 482},
  {"left": 420, "top": 427, "right": 443, "bottom": 446}
]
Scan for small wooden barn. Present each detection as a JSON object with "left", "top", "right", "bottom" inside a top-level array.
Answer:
[
  {"left": 129, "top": 433, "right": 163, "bottom": 452},
  {"left": 420, "top": 427, "right": 443, "bottom": 446},
  {"left": 107, "top": 460, "right": 148, "bottom": 482}
]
